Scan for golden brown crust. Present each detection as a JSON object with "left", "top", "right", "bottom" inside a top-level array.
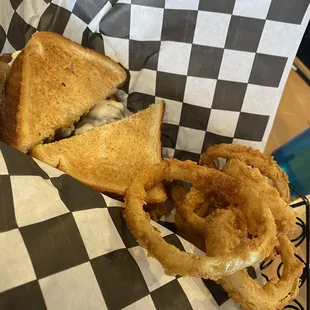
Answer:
[
  {"left": 217, "top": 236, "right": 303, "bottom": 310},
  {"left": 1, "top": 32, "right": 126, "bottom": 152},
  {"left": 124, "top": 158, "right": 277, "bottom": 280},
  {"left": 222, "top": 159, "right": 296, "bottom": 235},
  {"left": 97, "top": 185, "right": 166, "bottom": 205},
  {"left": 156, "top": 101, "right": 165, "bottom": 167},
  {"left": 200, "top": 143, "right": 290, "bottom": 203},
  {"left": 0, "top": 51, "right": 24, "bottom": 148},
  {"left": 0, "top": 53, "right": 13, "bottom": 125},
  {"left": 33, "top": 32, "right": 126, "bottom": 71},
  {"left": 30, "top": 102, "right": 167, "bottom": 204},
  {"left": 93, "top": 183, "right": 166, "bottom": 204}
]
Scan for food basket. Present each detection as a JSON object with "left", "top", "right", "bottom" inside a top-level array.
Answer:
[{"left": 0, "top": 1, "right": 309, "bottom": 309}]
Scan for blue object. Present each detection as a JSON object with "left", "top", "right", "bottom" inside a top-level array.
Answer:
[{"left": 272, "top": 127, "right": 310, "bottom": 197}]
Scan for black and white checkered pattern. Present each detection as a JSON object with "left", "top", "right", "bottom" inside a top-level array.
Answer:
[
  {"left": 0, "top": 1, "right": 309, "bottom": 309},
  {"left": 0, "top": 143, "right": 308, "bottom": 310},
  {"left": 0, "top": 142, "right": 233, "bottom": 309},
  {"left": 1, "top": 0, "right": 310, "bottom": 161}
]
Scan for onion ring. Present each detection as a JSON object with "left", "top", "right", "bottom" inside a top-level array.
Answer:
[
  {"left": 205, "top": 214, "right": 304, "bottom": 310},
  {"left": 201, "top": 174, "right": 303, "bottom": 310},
  {"left": 145, "top": 203, "right": 171, "bottom": 222},
  {"left": 222, "top": 159, "right": 296, "bottom": 235},
  {"left": 170, "top": 183, "right": 231, "bottom": 248},
  {"left": 175, "top": 187, "right": 211, "bottom": 237},
  {"left": 175, "top": 184, "right": 265, "bottom": 241},
  {"left": 124, "top": 159, "right": 277, "bottom": 280},
  {"left": 200, "top": 144, "right": 290, "bottom": 203},
  {"left": 175, "top": 211, "right": 206, "bottom": 251},
  {"left": 170, "top": 185, "right": 206, "bottom": 251}
]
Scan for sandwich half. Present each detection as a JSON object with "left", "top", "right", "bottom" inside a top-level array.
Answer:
[
  {"left": 1, "top": 32, "right": 167, "bottom": 203},
  {"left": 0, "top": 31, "right": 126, "bottom": 152},
  {"left": 30, "top": 102, "right": 166, "bottom": 204}
]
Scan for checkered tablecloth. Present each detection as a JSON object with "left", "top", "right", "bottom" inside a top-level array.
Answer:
[{"left": 0, "top": 0, "right": 309, "bottom": 309}]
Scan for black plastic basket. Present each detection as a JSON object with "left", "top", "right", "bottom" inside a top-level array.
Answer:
[{"left": 288, "top": 184, "right": 309, "bottom": 310}]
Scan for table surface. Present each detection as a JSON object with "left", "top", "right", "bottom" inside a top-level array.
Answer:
[{"left": 265, "top": 69, "right": 310, "bottom": 155}]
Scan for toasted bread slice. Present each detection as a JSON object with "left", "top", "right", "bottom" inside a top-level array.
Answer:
[
  {"left": 0, "top": 32, "right": 126, "bottom": 152},
  {"left": 30, "top": 102, "right": 166, "bottom": 204}
]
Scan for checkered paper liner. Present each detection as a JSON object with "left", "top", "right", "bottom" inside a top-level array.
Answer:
[
  {"left": 1, "top": 0, "right": 310, "bottom": 159},
  {"left": 0, "top": 143, "right": 308, "bottom": 310},
  {"left": 0, "top": 142, "right": 235, "bottom": 310},
  {"left": 0, "top": 0, "right": 309, "bottom": 309}
]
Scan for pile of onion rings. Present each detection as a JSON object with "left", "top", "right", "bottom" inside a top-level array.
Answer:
[
  {"left": 222, "top": 158, "right": 296, "bottom": 235},
  {"left": 200, "top": 143, "right": 290, "bottom": 203},
  {"left": 124, "top": 143, "right": 304, "bottom": 310}
]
